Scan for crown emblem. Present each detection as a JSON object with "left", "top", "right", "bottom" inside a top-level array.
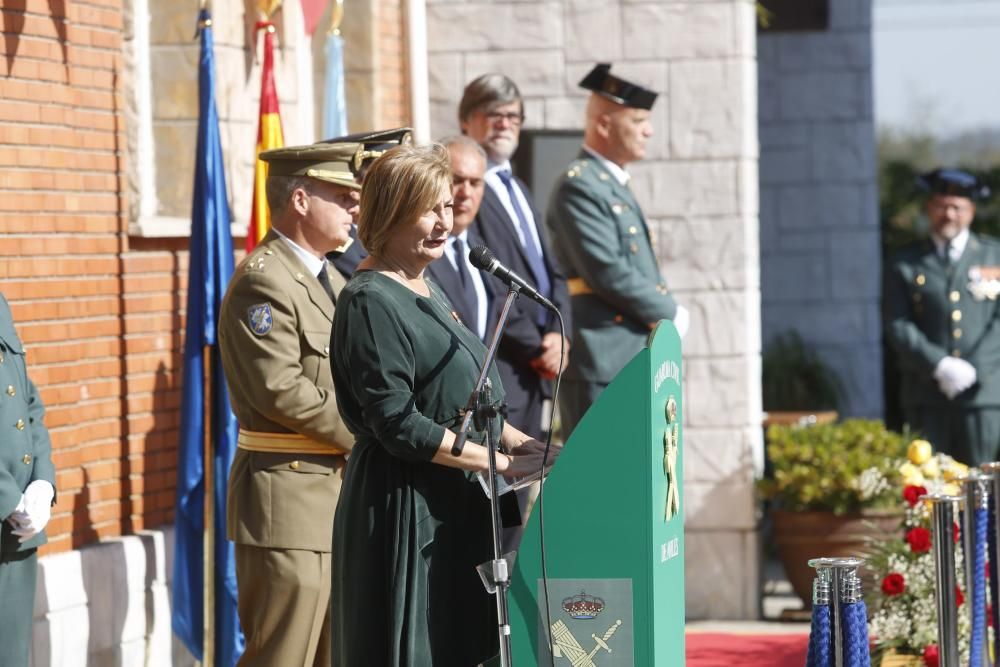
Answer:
[{"left": 562, "top": 591, "right": 605, "bottom": 620}]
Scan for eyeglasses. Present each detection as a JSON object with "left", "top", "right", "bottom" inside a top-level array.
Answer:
[{"left": 484, "top": 111, "right": 525, "bottom": 126}]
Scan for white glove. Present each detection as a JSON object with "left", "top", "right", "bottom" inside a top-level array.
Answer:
[
  {"left": 672, "top": 305, "right": 690, "bottom": 339},
  {"left": 933, "top": 357, "right": 978, "bottom": 400},
  {"left": 9, "top": 480, "right": 54, "bottom": 543}
]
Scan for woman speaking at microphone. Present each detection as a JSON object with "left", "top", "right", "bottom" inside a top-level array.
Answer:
[{"left": 328, "top": 143, "right": 555, "bottom": 666}]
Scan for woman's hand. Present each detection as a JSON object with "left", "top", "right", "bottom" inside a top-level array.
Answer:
[{"left": 499, "top": 439, "right": 561, "bottom": 479}]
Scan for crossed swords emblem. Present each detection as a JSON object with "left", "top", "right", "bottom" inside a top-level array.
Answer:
[
  {"left": 551, "top": 619, "right": 623, "bottom": 666},
  {"left": 663, "top": 396, "right": 680, "bottom": 521}
]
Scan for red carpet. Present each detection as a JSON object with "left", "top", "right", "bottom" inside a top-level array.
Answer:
[{"left": 686, "top": 631, "right": 809, "bottom": 666}]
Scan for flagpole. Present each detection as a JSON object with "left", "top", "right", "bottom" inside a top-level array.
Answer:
[{"left": 203, "top": 344, "right": 215, "bottom": 667}]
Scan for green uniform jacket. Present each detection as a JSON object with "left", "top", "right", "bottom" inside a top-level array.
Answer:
[
  {"left": 0, "top": 294, "right": 55, "bottom": 555},
  {"left": 885, "top": 232, "right": 1000, "bottom": 409},
  {"left": 219, "top": 231, "right": 354, "bottom": 553},
  {"left": 546, "top": 150, "right": 677, "bottom": 384},
  {"left": 330, "top": 272, "right": 501, "bottom": 666}
]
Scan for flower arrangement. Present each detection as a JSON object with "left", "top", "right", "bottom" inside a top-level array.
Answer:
[
  {"left": 758, "top": 419, "right": 909, "bottom": 514},
  {"left": 866, "top": 440, "right": 978, "bottom": 666}
]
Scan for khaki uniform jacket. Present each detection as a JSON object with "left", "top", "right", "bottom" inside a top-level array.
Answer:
[{"left": 219, "top": 230, "right": 353, "bottom": 553}]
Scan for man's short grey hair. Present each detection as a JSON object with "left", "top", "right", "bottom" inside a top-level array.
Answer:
[
  {"left": 265, "top": 174, "right": 313, "bottom": 216},
  {"left": 437, "top": 135, "right": 487, "bottom": 162},
  {"left": 458, "top": 73, "right": 522, "bottom": 122}
]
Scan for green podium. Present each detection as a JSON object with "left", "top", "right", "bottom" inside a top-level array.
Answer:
[{"left": 507, "top": 322, "right": 685, "bottom": 666}]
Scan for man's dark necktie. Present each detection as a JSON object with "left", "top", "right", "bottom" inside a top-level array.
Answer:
[
  {"left": 317, "top": 264, "right": 337, "bottom": 305},
  {"left": 452, "top": 237, "right": 478, "bottom": 329},
  {"left": 497, "top": 169, "right": 551, "bottom": 325}
]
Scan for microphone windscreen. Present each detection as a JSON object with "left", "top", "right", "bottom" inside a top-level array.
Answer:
[{"left": 469, "top": 245, "right": 495, "bottom": 271}]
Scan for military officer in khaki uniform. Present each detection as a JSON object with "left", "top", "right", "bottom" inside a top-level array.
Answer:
[
  {"left": 219, "top": 142, "right": 362, "bottom": 666},
  {"left": 0, "top": 292, "right": 56, "bottom": 667},
  {"left": 885, "top": 168, "right": 1000, "bottom": 465},
  {"left": 546, "top": 63, "right": 689, "bottom": 438}
]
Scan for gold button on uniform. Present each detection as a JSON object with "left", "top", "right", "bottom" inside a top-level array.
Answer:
[
  {"left": 912, "top": 293, "right": 922, "bottom": 302},
  {"left": 916, "top": 274, "right": 926, "bottom": 285},
  {"left": 629, "top": 243, "right": 639, "bottom": 254},
  {"left": 613, "top": 314, "right": 624, "bottom": 324},
  {"left": 6, "top": 385, "right": 13, "bottom": 396},
  {"left": 953, "top": 328, "right": 962, "bottom": 339},
  {"left": 22, "top": 454, "right": 31, "bottom": 465},
  {"left": 323, "top": 346, "right": 330, "bottom": 356},
  {"left": 289, "top": 460, "right": 300, "bottom": 470},
  {"left": 952, "top": 349, "right": 962, "bottom": 357},
  {"left": 950, "top": 291, "right": 961, "bottom": 303},
  {"left": 952, "top": 310, "right": 962, "bottom": 322},
  {"left": 15, "top": 419, "right": 25, "bottom": 430},
  {"left": 612, "top": 203, "right": 623, "bottom": 215},
  {"left": 628, "top": 226, "right": 637, "bottom": 235}
]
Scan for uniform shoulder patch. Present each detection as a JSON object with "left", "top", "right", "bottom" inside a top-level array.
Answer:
[{"left": 247, "top": 303, "right": 273, "bottom": 335}]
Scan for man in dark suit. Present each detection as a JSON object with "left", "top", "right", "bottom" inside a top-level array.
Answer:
[
  {"left": 886, "top": 168, "right": 1000, "bottom": 465},
  {"left": 458, "top": 74, "right": 571, "bottom": 440},
  {"left": 426, "top": 136, "right": 496, "bottom": 342}
]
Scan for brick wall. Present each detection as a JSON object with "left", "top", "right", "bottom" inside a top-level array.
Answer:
[
  {"left": 376, "top": 0, "right": 410, "bottom": 129},
  {"left": 0, "top": 0, "right": 186, "bottom": 556}
]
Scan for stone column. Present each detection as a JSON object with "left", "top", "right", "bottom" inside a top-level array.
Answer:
[{"left": 427, "top": 0, "right": 762, "bottom": 619}]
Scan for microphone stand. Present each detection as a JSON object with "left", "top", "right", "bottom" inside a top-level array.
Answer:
[{"left": 452, "top": 285, "right": 522, "bottom": 667}]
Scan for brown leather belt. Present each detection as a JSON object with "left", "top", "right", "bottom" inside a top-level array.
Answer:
[
  {"left": 237, "top": 429, "right": 347, "bottom": 455},
  {"left": 567, "top": 277, "right": 594, "bottom": 296}
]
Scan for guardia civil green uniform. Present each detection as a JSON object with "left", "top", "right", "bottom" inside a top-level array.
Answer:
[
  {"left": 219, "top": 143, "right": 360, "bottom": 667},
  {"left": 0, "top": 293, "right": 56, "bottom": 667},
  {"left": 546, "top": 64, "right": 677, "bottom": 438},
  {"left": 330, "top": 273, "right": 502, "bottom": 666},
  {"left": 885, "top": 169, "right": 1000, "bottom": 465}
]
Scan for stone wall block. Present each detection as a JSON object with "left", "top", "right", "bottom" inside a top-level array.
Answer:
[
  {"left": 683, "top": 291, "right": 753, "bottom": 357},
  {"left": 35, "top": 550, "right": 87, "bottom": 616},
  {"left": 684, "top": 530, "right": 759, "bottom": 619},
  {"left": 776, "top": 32, "right": 872, "bottom": 72},
  {"left": 214, "top": 48, "right": 257, "bottom": 124},
  {"left": 830, "top": 0, "right": 873, "bottom": 30},
  {"left": 762, "top": 252, "right": 830, "bottom": 301},
  {"left": 427, "top": 4, "right": 563, "bottom": 53},
  {"left": 148, "top": 1, "right": 192, "bottom": 45},
  {"left": 774, "top": 230, "right": 830, "bottom": 253},
  {"left": 623, "top": 3, "right": 734, "bottom": 60},
  {"left": 150, "top": 47, "right": 199, "bottom": 121},
  {"left": 653, "top": 216, "right": 750, "bottom": 291},
  {"left": 543, "top": 96, "right": 586, "bottom": 130},
  {"left": 685, "top": 478, "right": 756, "bottom": 529},
  {"left": 811, "top": 121, "right": 876, "bottom": 182},
  {"left": 565, "top": 0, "right": 623, "bottom": 62},
  {"left": 631, "top": 159, "right": 738, "bottom": 218},
  {"left": 762, "top": 302, "right": 871, "bottom": 346},
  {"left": 463, "top": 50, "right": 565, "bottom": 98},
  {"left": 34, "top": 607, "right": 90, "bottom": 667},
  {"left": 670, "top": 59, "right": 746, "bottom": 159},
  {"left": 777, "top": 184, "right": 864, "bottom": 231},
  {"left": 830, "top": 230, "right": 881, "bottom": 300},
  {"left": 153, "top": 123, "right": 197, "bottom": 218},
  {"left": 683, "top": 427, "right": 758, "bottom": 483},
  {"left": 684, "top": 357, "right": 754, "bottom": 428},
  {"left": 779, "top": 71, "right": 867, "bottom": 121}
]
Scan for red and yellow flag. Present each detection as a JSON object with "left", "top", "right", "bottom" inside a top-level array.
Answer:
[{"left": 246, "top": 21, "right": 285, "bottom": 251}]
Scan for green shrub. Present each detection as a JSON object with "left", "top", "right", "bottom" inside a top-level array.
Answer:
[
  {"left": 762, "top": 331, "right": 843, "bottom": 412},
  {"left": 757, "top": 419, "right": 908, "bottom": 515}
]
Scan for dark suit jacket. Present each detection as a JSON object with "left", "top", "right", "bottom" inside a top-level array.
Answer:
[
  {"left": 475, "top": 177, "right": 572, "bottom": 437},
  {"left": 328, "top": 225, "right": 369, "bottom": 280},
  {"left": 425, "top": 228, "right": 499, "bottom": 343}
]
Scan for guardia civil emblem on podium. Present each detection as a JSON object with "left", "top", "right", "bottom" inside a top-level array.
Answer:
[
  {"left": 663, "top": 395, "right": 680, "bottom": 522},
  {"left": 539, "top": 579, "right": 634, "bottom": 666}
]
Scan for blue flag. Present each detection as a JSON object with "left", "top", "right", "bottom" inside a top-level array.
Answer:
[
  {"left": 172, "top": 9, "right": 243, "bottom": 666},
  {"left": 322, "top": 32, "right": 348, "bottom": 138}
]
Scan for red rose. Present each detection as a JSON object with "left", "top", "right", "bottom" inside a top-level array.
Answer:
[
  {"left": 956, "top": 585, "right": 964, "bottom": 607},
  {"left": 923, "top": 644, "right": 939, "bottom": 667},
  {"left": 954, "top": 522, "right": 961, "bottom": 544},
  {"left": 881, "top": 573, "right": 905, "bottom": 595},
  {"left": 907, "top": 527, "right": 932, "bottom": 553},
  {"left": 904, "top": 485, "right": 928, "bottom": 507}
]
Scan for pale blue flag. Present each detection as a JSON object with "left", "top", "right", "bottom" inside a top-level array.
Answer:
[{"left": 323, "top": 33, "right": 348, "bottom": 138}]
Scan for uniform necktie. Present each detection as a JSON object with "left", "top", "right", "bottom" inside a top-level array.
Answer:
[
  {"left": 317, "top": 264, "right": 336, "bottom": 305},
  {"left": 496, "top": 169, "right": 551, "bottom": 323},
  {"left": 452, "top": 237, "right": 478, "bottom": 325}
]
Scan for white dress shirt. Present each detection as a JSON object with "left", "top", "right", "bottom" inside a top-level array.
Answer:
[
  {"left": 582, "top": 144, "right": 630, "bottom": 186},
  {"left": 933, "top": 228, "right": 970, "bottom": 264},
  {"left": 274, "top": 228, "right": 326, "bottom": 277},
  {"left": 484, "top": 160, "right": 545, "bottom": 257}
]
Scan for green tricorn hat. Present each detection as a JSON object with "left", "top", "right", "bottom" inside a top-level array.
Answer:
[
  {"left": 579, "top": 63, "right": 657, "bottom": 110},
  {"left": 259, "top": 141, "right": 363, "bottom": 190},
  {"left": 322, "top": 127, "right": 414, "bottom": 179}
]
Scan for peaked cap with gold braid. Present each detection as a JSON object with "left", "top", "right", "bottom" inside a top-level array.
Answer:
[{"left": 259, "top": 141, "right": 364, "bottom": 190}]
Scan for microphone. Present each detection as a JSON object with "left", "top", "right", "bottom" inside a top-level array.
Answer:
[{"left": 469, "top": 245, "right": 557, "bottom": 312}]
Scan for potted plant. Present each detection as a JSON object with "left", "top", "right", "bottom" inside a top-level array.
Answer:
[
  {"left": 762, "top": 330, "right": 843, "bottom": 427},
  {"left": 867, "top": 446, "right": 972, "bottom": 667},
  {"left": 758, "top": 419, "right": 909, "bottom": 607}
]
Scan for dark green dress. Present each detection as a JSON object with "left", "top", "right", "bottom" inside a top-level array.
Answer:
[{"left": 330, "top": 271, "right": 503, "bottom": 666}]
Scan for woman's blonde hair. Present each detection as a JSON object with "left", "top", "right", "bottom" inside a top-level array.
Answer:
[{"left": 358, "top": 143, "right": 452, "bottom": 257}]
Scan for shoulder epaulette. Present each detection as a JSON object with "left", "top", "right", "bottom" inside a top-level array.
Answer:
[
  {"left": 244, "top": 247, "right": 275, "bottom": 273},
  {"left": 566, "top": 158, "right": 590, "bottom": 179}
]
